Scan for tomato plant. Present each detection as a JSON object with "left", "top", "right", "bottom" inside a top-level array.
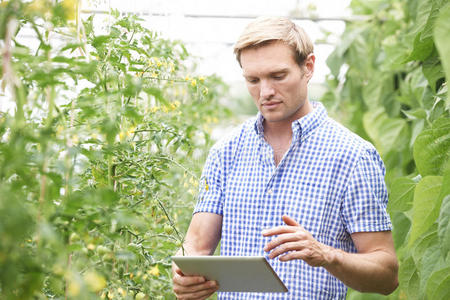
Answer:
[
  {"left": 322, "top": 0, "right": 450, "bottom": 299},
  {"left": 0, "top": 0, "right": 229, "bottom": 299}
]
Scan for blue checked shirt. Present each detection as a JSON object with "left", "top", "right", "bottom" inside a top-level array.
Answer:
[{"left": 194, "top": 101, "right": 392, "bottom": 299}]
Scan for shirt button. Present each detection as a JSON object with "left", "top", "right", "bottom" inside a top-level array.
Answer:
[{"left": 268, "top": 189, "right": 273, "bottom": 195}]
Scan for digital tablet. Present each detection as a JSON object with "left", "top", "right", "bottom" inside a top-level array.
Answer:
[{"left": 172, "top": 256, "right": 288, "bottom": 293}]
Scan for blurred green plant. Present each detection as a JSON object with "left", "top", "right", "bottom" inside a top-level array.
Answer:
[
  {"left": 321, "top": 0, "right": 450, "bottom": 299},
  {"left": 0, "top": 0, "right": 229, "bottom": 299}
]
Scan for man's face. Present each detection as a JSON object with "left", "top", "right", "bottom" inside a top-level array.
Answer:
[{"left": 240, "top": 41, "right": 314, "bottom": 124}]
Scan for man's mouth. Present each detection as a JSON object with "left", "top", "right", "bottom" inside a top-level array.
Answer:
[{"left": 262, "top": 101, "right": 282, "bottom": 108}]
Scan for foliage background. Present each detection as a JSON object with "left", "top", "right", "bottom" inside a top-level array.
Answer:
[
  {"left": 321, "top": 0, "right": 450, "bottom": 299},
  {"left": 0, "top": 0, "right": 229, "bottom": 299}
]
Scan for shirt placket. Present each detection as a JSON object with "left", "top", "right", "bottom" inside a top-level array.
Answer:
[
  {"left": 255, "top": 136, "right": 274, "bottom": 257},
  {"left": 258, "top": 126, "right": 302, "bottom": 255}
]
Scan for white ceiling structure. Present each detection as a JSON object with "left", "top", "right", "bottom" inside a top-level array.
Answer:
[{"left": 81, "top": 0, "right": 352, "bottom": 89}]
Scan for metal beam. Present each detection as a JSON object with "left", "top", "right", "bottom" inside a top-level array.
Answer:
[{"left": 80, "top": 10, "right": 368, "bottom": 22}]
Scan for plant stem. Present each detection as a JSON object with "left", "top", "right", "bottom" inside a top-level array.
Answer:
[
  {"left": 157, "top": 198, "right": 185, "bottom": 255},
  {"left": 108, "top": 157, "right": 113, "bottom": 187},
  {"left": 37, "top": 159, "right": 48, "bottom": 228}
]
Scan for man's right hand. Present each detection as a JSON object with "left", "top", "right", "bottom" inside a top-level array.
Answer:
[
  {"left": 172, "top": 213, "right": 222, "bottom": 299},
  {"left": 172, "top": 264, "right": 219, "bottom": 300}
]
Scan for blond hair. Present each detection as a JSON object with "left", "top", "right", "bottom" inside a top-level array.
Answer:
[{"left": 234, "top": 16, "right": 314, "bottom": 67}]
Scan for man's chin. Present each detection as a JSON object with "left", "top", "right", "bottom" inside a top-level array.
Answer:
[
  {"left": 262, "top": 110, "right": 302, "bottom": 124},
  {"left": 261, "top": 112, "right": 285, "bottom": 123}
]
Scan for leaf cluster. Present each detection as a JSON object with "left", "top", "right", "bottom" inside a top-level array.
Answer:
[
  {"left": 322, "top": 0, "right": 450, "bottom": 299},
  {"left": 0, "top": 1, "right": 230, "bottom": 299}
]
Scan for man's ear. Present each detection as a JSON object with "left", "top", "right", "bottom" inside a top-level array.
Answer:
[{"left": 304, "top": 53, "right": 315, "bottom": 82}]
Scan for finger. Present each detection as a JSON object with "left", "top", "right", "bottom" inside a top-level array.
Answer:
[
  {"left": 173, "top": 273, "right": 206, "bottom": 287},
  {"left": 278, "top": 249, "right": 310, "bottom": 261},
  {"left": 278, "top": 248, "right": 318, "bottom": 264},
  {"left": 282, "top": 215, "right": 302, "bottom": 227},
  {"left": 278, "top": 246, "right": 329, "bottom": 268},
  {"left": 267, "top": 241, "right": 307, "bottom": 259},
  {"left": 262, "top": 225, "right": 297, "bottom": 237},
  {"left": 264, "top": 232, "right": 306, "bottom": 252},
  {"left": 174, "top": 281, "right": 218, "bottom": 299},
  {"left": 175, "top": 284, "right": 219, "bottom": 300},
  {"left": 174, "top": 266, "right": 184, "bottom": 276}
]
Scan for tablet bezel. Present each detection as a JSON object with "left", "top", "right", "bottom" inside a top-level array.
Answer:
[{"left": 172, "top": 256, "right": 288, "bottom": 293}]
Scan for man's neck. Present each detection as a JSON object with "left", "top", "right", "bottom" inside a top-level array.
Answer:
[
  {"left": 263, "top": 101, "right": 313, "bottom": 140},
  {"left": 263, "top": 121, "right": 293, "bottom": 142}
]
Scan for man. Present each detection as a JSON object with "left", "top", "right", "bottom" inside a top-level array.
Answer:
[{"left": 172, "top": 17, "right": 398, "bottom": 299}]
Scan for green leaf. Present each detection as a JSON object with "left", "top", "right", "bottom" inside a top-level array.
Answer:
[
  {"left": 438, "top": 161, "right": 450, "bottom": 201},
  {"left": 60, "top": 42, "right": 84, "bottom": 53},
  {"left": 399, "top": 256, "right": 420, "bottom": 300},
  {"left": 325, "top": 50, "right": 343, "bottom": 78},
  {"left": 388, "top": 177, "right": 416, "bottom": 212},
  {"left": 92, "top": 35, "right": 111, "bottom": 49},
  {"left": 411, "top": 228, "right": 438, "bottom": 265},
  {"left": 403, "top": 0, "right": 442, "bottom": 63},
  {"left": 405, "top": 31, "right": 434, "bottom": 62},
  {"left": 418, "top": 241, "right": 442, "bottom": 298},
  {"left": 426, "top": 266, "right": 450, "bottom": 300},
  {"left": 410, "top": 119, "right": 425, "bottom": 148},
  {"left": 326, "top": 26, "right": 366, "bottom": 77},
  {"left": 422, "top": 55, "right": 445, "bottom": 93},
  {"left": 421, "top": 0, "right": 447, "bottom": 40},
  {"left": 412, "top": 0, "right": 433, "bottom": 36},
  {"left": 409, "top": 176, "right": 443, "bottom": 246},
  {"left": 413, "top": 118, "right": 450, "bottom": 176},
  {"left": 397, "top": 67, "right": 428, "bottom": 107},
  {"left": 381, "top": 35, "right": 410, "bottom": 69},
  {"left": 363, "top": 108, "right": 408, "bottom": 156},
  {"left": 362, "top": 79, "right": 383, "bottom": 108},
  {"left": 100, "top": 117, "right": 119, "bottom": 145},
  {"left": 402, "top": 107, "right": 428, "bottom": 120},
  {"left": 437, "top": 195, "right": 450, "bottom": 258},
  {"left": 391, "top": 211, "right": 411, "bottom": 249},
  {"left": 434, "top": 2, "right": 450, "bottom": 107},
  {"left": 143, "top": 87, "right": 168, "bottom": 105},
  {"left": 436, "top": 161, "right": 450, "bottom": 252}
]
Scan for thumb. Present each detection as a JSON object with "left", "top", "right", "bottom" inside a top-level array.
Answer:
[
  {"left": 173, "top": 264, "right": 184, "bottom": 276},
  {"left": 282, "top": 215, "right": 300, "bottom": 227},
  {"left": 175, "top": 267, "right": 184, "bottom": 276}
]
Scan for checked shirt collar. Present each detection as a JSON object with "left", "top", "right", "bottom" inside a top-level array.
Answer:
[{"left": 253, "top": 101, "right": 328, "bottom": 144}]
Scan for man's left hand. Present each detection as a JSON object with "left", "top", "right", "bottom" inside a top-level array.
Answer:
[{"left": 262, "top": 215, "right": 334, "bottom": 267}]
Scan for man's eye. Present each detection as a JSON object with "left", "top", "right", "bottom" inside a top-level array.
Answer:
[
  {"left": 273, "top": 74, "right": 285, "bottom": 80},
  {"left": 247, "top": 78, "right": 258, "bottom": 84}
]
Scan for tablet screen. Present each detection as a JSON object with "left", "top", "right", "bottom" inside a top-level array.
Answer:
[{"left": 172, "top": 256, "right": 288, "bottom": 293}]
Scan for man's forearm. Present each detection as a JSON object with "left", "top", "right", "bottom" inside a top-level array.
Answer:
[
  {"left": 174, "top": 212, "right": 222, "bottom": 257},
  {"left": 324, "top": 247, "right": 398, "bottom": 295},
  {"left": 263, "top": 217, "right": 399, "bottom": 295},
  {"left": 174, "top": 241, "right": 214, "bottom": 257}
]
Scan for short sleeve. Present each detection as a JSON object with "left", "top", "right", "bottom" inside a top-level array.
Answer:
[
  {"left": 193, "top": 144, "right": 224, "bottom": 215},
  {"left": 341, "top": 148, "right": 392, "bottom": 234}
]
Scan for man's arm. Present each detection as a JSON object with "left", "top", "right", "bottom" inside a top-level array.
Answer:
[
  {"left": 172, "top": 212, "right": 222, "bottom": 300},
  {"left": 263, "top": 215, "right": 399, "bottom": 295}
]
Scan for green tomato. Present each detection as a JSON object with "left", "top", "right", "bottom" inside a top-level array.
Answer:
[
  {"left": 102, "top": 253, "right": 114, "bottom": 261},
  {"left": 164, "top": 225, "right": 174, "bottom": 234},
  {"left": 135, "top": 292, "right": 146, "bottom": 300},
  {"left": 97, "top": 245, "right": 110, "bottom": 255},
  {"left": 69, "top": 232, "right": 80, "bottom": 243}
]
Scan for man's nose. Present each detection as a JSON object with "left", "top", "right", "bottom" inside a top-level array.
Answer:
[{"left": 260, "top": 80, "right": 275, "bottom": 100}]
